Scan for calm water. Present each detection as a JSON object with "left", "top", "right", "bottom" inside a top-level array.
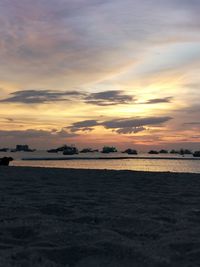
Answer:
[{"left": 1, "top": 151, "right": 200, "bottom": 173}]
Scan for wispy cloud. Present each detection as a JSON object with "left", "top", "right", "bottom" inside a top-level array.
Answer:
[
  {"left": 1, "top": 0, "right": 199, "bottom": 86},
  {"left": 0, "top": 128, "right": 79, "bottom": 148},
  {"left": 102, "top": 116, "right": 172, "bottom": 133},
  {"left": 0, "top": 0, "right": 199, "bottom": 148},
  {"left": 0, "top": 129, "right": 78, "bottom": 139},
  {"left": 145, "top": 97, "right": 173, "bottom": 104},
  {"left": 0, "top": 90, "right": 85, "bottom": 104},
  {"left": 183, "top": 122, "right": 200, "bottom": 125},
  {"left": 69, "top": 120, "right": 99, "bottom": 132},
  {"left": 116, "top": 126, "right": 146, "bottom": 134},
  {"left": 68, "top": 116, "right": 172, "bottom": 134},
  {"left": 85, "top": 90, "right": 135, "bottom": 106},
  {"left": 1, "top": 89, "right": 135, "bottom": 106}
]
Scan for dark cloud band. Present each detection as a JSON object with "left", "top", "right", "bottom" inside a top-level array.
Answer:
[
  {"left": 85, "top": 90, "right": 135, "bottom": 106},
  {"left": 0, "top": 89, "right": 135, "bottom": 106},
  {"left": 145, "top": 97, "right": 172, "bottom": 104},
  {"left": 68, "top": 116, "right": 172, "bottom": 134},
  {"left": 0, "top": 90, "right": 85, "bottom": 104}
]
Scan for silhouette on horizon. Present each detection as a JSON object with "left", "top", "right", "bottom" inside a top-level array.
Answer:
[
  {"left": 0, "top": 157, "right": 13, "bottom": 166},
  {"left": 63, "top": 145, "right": 79, "bottom": 155},
  {"left": 101, "top": 146, "right": 117, "bottom": 153},
  {"left": 122, "top": 149, "right": 138, "bottom": 155}
]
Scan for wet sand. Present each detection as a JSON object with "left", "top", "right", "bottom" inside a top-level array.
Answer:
[{"left": 0, "top": 166, "right": 200, "bottom": 266}]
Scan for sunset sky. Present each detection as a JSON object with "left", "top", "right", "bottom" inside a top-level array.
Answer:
[{"left": 0, "top": 0, "right": 200, "bottom": 150}]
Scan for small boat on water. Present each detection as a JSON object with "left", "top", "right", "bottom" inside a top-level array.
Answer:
[
  {"left": 101, "top": 146, "right": 117, "bottom": 153},
  {"left": 193, "top": 151, "right": 200, "bottom": 157},
  {"left": 122, "top": 149, "right": 138, "bottom": 155},
  {"left": 80, "top": 148, "right": 96, "bottom": 153},
  {"left": 0, "top": 148, "right": 9, "bottom": 152},
  {"left": 63, "top": 145, "right": 79, "bottom": 155}
]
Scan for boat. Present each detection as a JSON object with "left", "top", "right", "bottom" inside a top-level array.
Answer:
[
  {"left": 123, "top": 149, "right": 138, "bottom": 155},
  {"left": 63, "top": 145, "right": 79, "bottom": 155}
]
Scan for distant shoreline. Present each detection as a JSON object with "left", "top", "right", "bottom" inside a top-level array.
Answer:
[
  {"left": 5, "top": 165, "right": 200, "bottom": 174},
  {"left": 22, "top": 156, "right": 200, "bottom": 161}
]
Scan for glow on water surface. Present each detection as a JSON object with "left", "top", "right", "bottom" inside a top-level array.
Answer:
[{"left": 2, "top": 151, "right": 199, "bottom": 173}]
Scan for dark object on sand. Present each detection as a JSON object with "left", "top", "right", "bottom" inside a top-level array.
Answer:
[
  {"left": 101, "top": 146, "right": 117, "bottom": 153},
  {"left": 148, "top": 150, "right": 159, "bottom": 154},
  {"left": 123, "top": 148, "right": 138, "bottom": 155},
  {"left": 63, "top": 145, "right": 79, "bottom": 155},
  {"left": 0, "top": 157, "right": 13, "bottom": 166},
  {"left": 193, "top": 151, "right": 200, "bottom": 157}
]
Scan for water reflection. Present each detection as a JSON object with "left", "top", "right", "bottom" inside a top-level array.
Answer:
[
  {"left": 11, "top": 158, "right": 200, "bottom": 174},
  {"left": 1, "top": 151, "right": 199, "bottom": 173}
]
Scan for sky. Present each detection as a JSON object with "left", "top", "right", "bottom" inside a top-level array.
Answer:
[{"left": 0, "top": 0, "right": 200, "bottom": 150}]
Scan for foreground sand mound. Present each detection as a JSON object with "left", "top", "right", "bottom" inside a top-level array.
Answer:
[{"left": 0, "top": 167, "right": 200, "bottom": 266}]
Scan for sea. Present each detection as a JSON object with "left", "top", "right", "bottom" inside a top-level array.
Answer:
[{"left": 1, "top": 150, "right": 200, "bottom": 173}]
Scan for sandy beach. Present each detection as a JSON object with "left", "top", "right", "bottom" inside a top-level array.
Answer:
[{"left": 0, "top": 167, "right": 200, "bottom": 266}]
